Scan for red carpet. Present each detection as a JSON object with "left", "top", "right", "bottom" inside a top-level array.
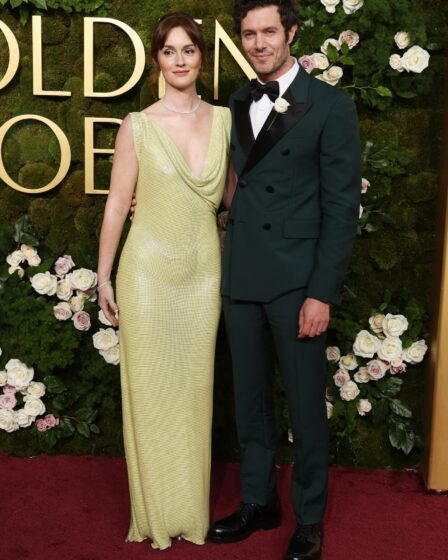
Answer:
[{"left": 1, "top": 454, "right": 447, "bottom": 560}]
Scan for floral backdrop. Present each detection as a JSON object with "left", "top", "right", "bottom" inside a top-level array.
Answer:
[{"left": 0, "top": 0, "right": 447, "bottom": 467}]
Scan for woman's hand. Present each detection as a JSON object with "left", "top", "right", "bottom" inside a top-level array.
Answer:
[{"left": 98, "top": 284, "right": 119, "bottom": 328}]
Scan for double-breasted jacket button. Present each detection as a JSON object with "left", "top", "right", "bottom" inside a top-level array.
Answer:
[
  {"left": 266, "top": 185, "right": 275, "bottom": 193},
  {"left": 262, "top": 223, "right": 272, "bottom": 230},
  {"left": 239, "top": 180, "right": 247, "bottom": 188},
  {"left": 281, "top": 148, "right": 290, "bottom": 156}
]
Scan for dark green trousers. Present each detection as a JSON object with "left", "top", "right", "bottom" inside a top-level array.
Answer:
[{"left": 222, "top": 288, "right": 328, "bottom": 524}]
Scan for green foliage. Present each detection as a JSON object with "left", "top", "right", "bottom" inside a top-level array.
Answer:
[{"left": 0, "top": 0, "right": 446, "bottom": 466}]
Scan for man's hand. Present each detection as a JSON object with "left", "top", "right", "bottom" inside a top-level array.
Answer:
[
  {"left": 298, "top": 297, "right": 330, "bottom": 339},
  {"left": 129, "top": 193, "right": 137, "bottom": 220}
]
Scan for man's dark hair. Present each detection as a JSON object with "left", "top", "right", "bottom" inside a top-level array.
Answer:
[{"left": 233, "top": 0, "right": 299, "bottom": 42}]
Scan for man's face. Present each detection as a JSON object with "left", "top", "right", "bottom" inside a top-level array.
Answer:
[{"left": 240, "top": 5, "right": 297, "bottom": 82}]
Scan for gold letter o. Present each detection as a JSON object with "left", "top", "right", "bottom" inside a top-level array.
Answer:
[{"left": 0, "top": 114, "right": 71, "bottom": 194}]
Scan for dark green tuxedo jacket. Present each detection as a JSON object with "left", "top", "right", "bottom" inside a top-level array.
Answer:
[{"left": 221, "top": 66, "right": 361, "bottom": 305}]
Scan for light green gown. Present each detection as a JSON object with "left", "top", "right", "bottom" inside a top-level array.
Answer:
[{"left": 116, "top": 107, "right": 231, "bottom": 550}]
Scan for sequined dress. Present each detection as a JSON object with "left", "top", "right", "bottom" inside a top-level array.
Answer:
[{"left": 116, "top": 107, "right": 231, "bottom": 549}]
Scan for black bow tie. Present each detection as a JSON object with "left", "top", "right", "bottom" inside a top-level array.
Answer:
[{"left": 250, "top": 79, "right": 280, "bottom": 102}]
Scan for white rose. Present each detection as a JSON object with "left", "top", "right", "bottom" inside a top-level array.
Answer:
[
  {"left": 27, "top": 381, "right": 46, "bottom": 398},
  {"left": 31, "top": 271, "right": 58, "bottom": 296},
  {"left": 382, "top": 314, "right": 409, "bottom": 338},
  {"left": 72, "top": 311, "right": 91, "bottom": 331},
  {"left": 317, "top": 66, "right": 344, "bottom": 86},
  {"left": 0, "top": 409, "right": 18, "bottom": 432},
  {"left": 401, "top": 45, "right": 430, "bottom": 73},
  {"left": 274, "top": 97, "right": 290, "bottom": 114},
  {"left": 389, "top": 54, "right": 404, "bottom": 72},
  {"left": 366, "top": 359, "right": 389, "bottom": 381},
  {"left": 402, "top": 340, "right": 428, "bottom": 364},
  {"left": 377, "top": 337, "right": 403, "bottom": 362},
  {"left": 339, "top": 353, "right": 358, "bottom": 371},
  {"left": 0, "top": 370, "right": 7, "bottom": 386},
  {"left": 99, "top": 344, "right": 120, "bottom": 365},
  {"left": 54, "top": 302, "right": 72, "bottom": 321},
  {"left": 93, "top": 328, "right": 119, "bottom": 351},
  {"left": 357, "top": 398, "right": 372, "bottom": 416},
  {"left": 311, "top": 53, "right": 330, "bottom": 70},
  {"left": 6, "top": 250, "right": 24, "bottom": 267},
  {"left": 77, "top": 288, "right": 97, "bottom": 303},
  {"left": 5, "top": 359, "right": 34, "bottom": 390},
  {"left": 326, "top": 346, "right": 341, "bottom": 362},
  {"left": 56, "top": 279, "right": 73, "bottom": 301},
  {"left": 354, "top": 366, "right": 370, "bottom": 383},
  {"left": 20, "top": 244, "right": 37, "bottom": 260},
  {"left": 320, "top": 38, "right": 341, "bottom": 55},
  {"left": 70, "top": 268, "right": 97, "bottom": 291},
  {"left": 15, "top": 408, "right": 34, "bottom": 428},
  {"left": 23, "top": 397, "right": 46, "bottom": 417},
  {"left": 27, "top": 254, "right": 42, "bottom": 267},
  {"left": 394, "top": 31, "right": 410, "bottom": 49},
  {"left": 98, "top": 309, "right": 112, "bottom": 326},
  {"left": 353, "top": 330, "right": 381, "bottom": 358},
  {"left": 69, "top": 296, "right": 85, "bottom": 313},
  {"left": 320, "top": 0, "right": 340, "bottom": 14},
  {"left": 340, "top": 380, "right": 360, "bottom": 401},
  {"left": 369, "top": 313, "right": 385, "bottom": 334},
  {"left": 342, "top": 0, "right": 364, "bottom": 14},
  {"left": 326, "top": 401, "right": 334, "bottom": 419},
  {"left": 339, "top": 30, "right": 360, "bottom": 49},
  {"left": 8, "top": 265, "right": 25, "bottom": 278},
  {"left": 288, "top": 428, "right": 294, "bottom": 443},
  {"left": 333, "top": 369, "right": 351, "bottom": 387}
]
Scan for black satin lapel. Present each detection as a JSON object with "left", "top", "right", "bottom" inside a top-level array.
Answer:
[
  {"left": 234, "top": 96, "right": 254, "bottom": 157},
  {"left": 242, "top": 88, "right": 312, "bottom": 175}
]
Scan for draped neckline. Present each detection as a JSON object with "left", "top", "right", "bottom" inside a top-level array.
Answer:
[{"left": 141, "top": 107, "right": 217, "bottom": 179}]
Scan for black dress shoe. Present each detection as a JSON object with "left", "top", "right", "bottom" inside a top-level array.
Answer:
[
  {"left": 285, "top": 523, "right": 322, "bottom": 560},
  {"left": 207, "top": 500, "right": 281, "bottom": 543}
]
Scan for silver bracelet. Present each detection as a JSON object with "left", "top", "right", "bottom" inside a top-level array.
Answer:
[{"left": 97, "top": 280, "right": 111, "bottom": 290}]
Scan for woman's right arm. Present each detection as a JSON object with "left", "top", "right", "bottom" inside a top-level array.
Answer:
[{"left": 97, "top": 114, "right": 138, "bottom": 327}]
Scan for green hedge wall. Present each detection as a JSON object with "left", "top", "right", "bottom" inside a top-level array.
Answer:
[{"left": 0, "top": 0, "right": 447, "bottom": 466}]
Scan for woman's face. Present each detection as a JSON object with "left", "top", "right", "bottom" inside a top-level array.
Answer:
[{"left": 156, "top": 26, "right": 202, "bottom": 90}]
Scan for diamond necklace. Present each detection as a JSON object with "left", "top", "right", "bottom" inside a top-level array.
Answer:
[{"left": 160, "top": 97, "right": 202, "bottom": 115}]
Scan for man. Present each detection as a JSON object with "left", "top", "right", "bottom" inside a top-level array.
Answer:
[{"left": 207, "top": 1, "right": 361, "bottom": 559}]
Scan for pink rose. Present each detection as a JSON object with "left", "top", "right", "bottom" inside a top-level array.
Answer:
[
  {"left": 390, "top": 362, "right": 407, "bottom": 375},
  {"left": 72, "top": 311, "right": 91, "bottom": 331},
  {"left": 0, "top": 393, "right": 17, "bottom": 409},
  {"left": 3, "top": 385, "right": 17, "bottom": 394},
  {"left": 299, "top": 55, "right": 315, "bottom": 74},
  {"left": 44, "top": 414, "right": 59, "bottom": 428},
  {"left": 54, "top": 255, "right": 75, "bottom": 278},
  {"left": 54, "top": 302, "right": 72, "bottom": 321},
  {"left": 361, "top": 178, "right": 371, "bottom": 193},
  {"left": 36, "top": 418, "right": 49, "bottom": 432},
  {"left": 366, "top": 359, "right": 389, "bottom": 381}
]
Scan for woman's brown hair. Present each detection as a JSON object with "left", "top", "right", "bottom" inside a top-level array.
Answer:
[{"left": 150, "top": 12, "right": 208, "bottom": 71}]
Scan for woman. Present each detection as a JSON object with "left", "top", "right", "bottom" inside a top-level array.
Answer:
[{"left": 97, "top": 13, "right": 232, "bottom": 550}]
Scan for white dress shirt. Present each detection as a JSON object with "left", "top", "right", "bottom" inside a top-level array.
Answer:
[{"left": 249, "top": 58, "right": 300, "bottom": 139}]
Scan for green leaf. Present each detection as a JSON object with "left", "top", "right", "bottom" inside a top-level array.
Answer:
[
  {"left": 58, "top": 417, "right": 75, "bottom": 435},
  {"left": 389, "top": 420, "right": 407, "bottom": 450},
  {"left": 44, "top": 375, "right": 67, "bottom": 394},
  {"left": 363, "top": 223, "right": 377, "bottom": 233},
  {"left": 389, "top": 399, "right": 412, "bottom": 418},
  {"left": 19, "top": 232, "right": 39, "bottom": 246},
  {"left": 75, "top": 407, "right": 97, "bottom": 423},
  {"left": 396, "top": 90, "right": 419, "bottom": 99},
  {"left": 32, "top": 0, "right": 47, "bottom": 8},
  {"left": 340, "top": 42, "right": 350, "bottom": 56},
  {"left": 401, "top": 430, "right": 415, "bottom": 455},
  {"left": 426, "top": 43, "right": 443, "bottom": 51},
  {"left": 90, "top": 423, "right": 100, "bottom": 434},
  {"left": 326, "top": 43, "right": 339, "bottom": 62},
  {"left": 377, "top": 377, "right": 403, "bottom": 397},
  {"left": 77, "top": 421, "right": 91, "bottom": 438},
  {"left": 10, "top": 0, "right": 24, "bottom": 8},
  {"left": 376, "top": 86, "right": 393, "bottom": 98}
]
